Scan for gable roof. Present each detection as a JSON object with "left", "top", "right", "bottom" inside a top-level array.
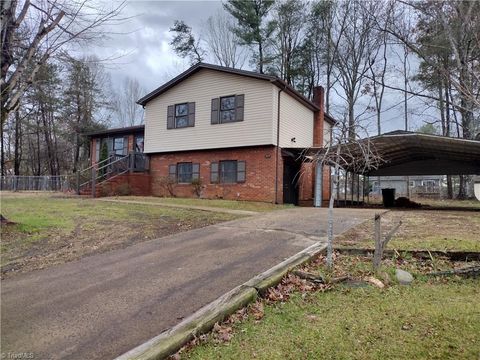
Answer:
[{"left": 137, "top": 63, "right": 330, "bottom": 118}]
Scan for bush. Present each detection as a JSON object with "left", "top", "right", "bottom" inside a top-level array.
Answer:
[
  {"left": 98, "top": 183, "right": 112, "bottom": 197},
  {"left": 191, "top": 178, "right": 203, "bottom": 198},
  {"left": 158, "top": 176, "right": 176, "bottom": 197},
  {"left": 114, "top": 183, "right": 132, "bottom": 196}
]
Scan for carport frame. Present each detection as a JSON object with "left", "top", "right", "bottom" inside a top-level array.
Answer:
[{"left": 312, "top": 131, "right": 480, "bottom": 206}]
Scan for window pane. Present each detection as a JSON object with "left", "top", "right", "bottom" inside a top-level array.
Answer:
[
  {"left": 113, "top": 137, "right": 124, "bottom": 155},
  {"left": 220, "top": 109, "right": 236, "bottom": 122},
  {"left": 177, "top": 163, "right": 193, "bottom": 183},
  {"left": 176, "top": 116, "right": 189, "bottom": 128},
  {"left": 175, "top": 103, "right": 188, "bottom": 116},
  {"left": 220, "top": 161, "right": 237, "bottom": 183},
  {"left": 220, "top": 96, "right": 235, "bottom": 110},
  {"left": 135, "top": 136, "right": 144, "bottom": 152}
]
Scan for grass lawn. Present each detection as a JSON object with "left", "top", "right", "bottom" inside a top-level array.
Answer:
[
  {"left": 186, "top": 250, "right": 480, "bottom": 360},
  {"left": 335, "top": 209, "right": 480, "bottom": 252},
  {"left": 113, "top": 196, "right": 293, "bottom": 212},
  {"left": 0, "top": 192, "right": 239, "bottom": 278},
  {"left": 184, "top": 203, "right": 480, "bottom": 360},
  {"left": 187, "top": 278, "right": 479, "bottom": 360}
]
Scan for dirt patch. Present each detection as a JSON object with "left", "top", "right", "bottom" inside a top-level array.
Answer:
[
  {"left": 335, "top": 209, "right": 480, "bottom": 252},
  {"left": 1, "top": 213, "right": 233, "bottom": 279}
]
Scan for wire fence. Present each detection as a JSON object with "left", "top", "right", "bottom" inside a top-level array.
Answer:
[{"left": 0, "top": 176, "right": 74, "bottom": 192}]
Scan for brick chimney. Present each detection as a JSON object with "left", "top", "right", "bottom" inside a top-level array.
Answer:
[{"left": 312, "top": 86, "right": 325, "bottom": 147}]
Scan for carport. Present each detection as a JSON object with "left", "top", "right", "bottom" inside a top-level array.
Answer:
[{"left": 313, "top": 131, "right": 480, "bottom": 207}]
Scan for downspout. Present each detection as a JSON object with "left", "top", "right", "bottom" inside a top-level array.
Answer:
[{"left": 274, "top": 85, "right": 286, "bottom": 204}]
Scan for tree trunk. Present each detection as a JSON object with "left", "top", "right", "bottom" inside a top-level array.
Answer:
[
  {"left": 457, "top": 175, "right": 467, "bottom": 199},
  {"left": 348, "top": 97, "right": 355, "bottom": 140},
  {"left": 14, "top": 108, "right": 21, "bottom": 175},
  {"left": 0, "top": 117, "right": 5, "bottom": 176},
  {"left": 447, "top": 175, "right": 453, "bottom": 199}
]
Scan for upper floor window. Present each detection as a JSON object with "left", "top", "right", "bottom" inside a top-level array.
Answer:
[
  {"left": 211, "top": 94, "right": 244, "bottom": 124},
  {"left": 167, "top": 102, "right": 195, "bottom": 129}
]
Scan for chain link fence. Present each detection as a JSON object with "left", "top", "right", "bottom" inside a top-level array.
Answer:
[{"left": 0, "top": 176, "right": 73, "bottom": 192}]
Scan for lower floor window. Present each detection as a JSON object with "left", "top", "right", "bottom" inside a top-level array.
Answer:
[
  {"left": 169, "top": 162, "right": 199, "bottom": 183},
  {"left": 211, "top": 160, "right": 246, "bottom": 183}
]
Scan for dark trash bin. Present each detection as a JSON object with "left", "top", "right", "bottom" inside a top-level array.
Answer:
[{"left": 381, "top": 188, "right": 396, "bottom": 208}]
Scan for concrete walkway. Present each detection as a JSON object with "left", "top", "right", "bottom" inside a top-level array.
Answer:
[
  {"left": 1, "top": 207, "right": 379, "bottom": 360},
  {"left": 97, "top": 198, "right": 260, "bottom": 216}
]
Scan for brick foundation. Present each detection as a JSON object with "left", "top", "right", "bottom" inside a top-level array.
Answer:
[
  {"left": 96, "top": 173, "right": 151, "bottom": 197},
  {"left": 149, "top": 146, "right": 289, "bottom": 203}
]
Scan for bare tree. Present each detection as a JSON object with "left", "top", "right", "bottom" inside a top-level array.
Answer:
[
  {"left": 203, "top": 10, "right": 247, "bottom": 69},
  {"left": 269, "top": 0, "right": 308, "bottom": 84},
  {"left": 314, "top": 120, "right": 383, "bottom": 267},
  {"left": 114, "top": 77, "right": 144, "bottom": 126},
  {"left": 0, "top": 0, "right": 126, "bottom": 128},
  {"left": 332, "top": 0, "right": 382, "bottom": 140},
  {"left": 385, "top": 0, "right": 480, "bottom": 138}
]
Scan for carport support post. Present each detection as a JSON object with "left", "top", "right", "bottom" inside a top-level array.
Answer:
[
  {"left": 351, "top": 172, "right": 354, "bottom": 204},
  {"left": 314, "top": 162, "right": 323, "bottom": 207}
]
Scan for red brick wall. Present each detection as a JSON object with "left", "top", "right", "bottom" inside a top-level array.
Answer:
[
  {"left": 96, "top": 173, "right": 151, "bottom": 197},
  {"left": 322, "top": 165, "right": 331, "bottom": 206},
  {"left": 312, "top": 86, "right": 325, "bottom": 147},
  {"left": 149, "top": 146, "right": 283, "bottom": 203}
]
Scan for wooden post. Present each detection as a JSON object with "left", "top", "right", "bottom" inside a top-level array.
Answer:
[
  {"left": 373, "top": 214, "right": 402, "bottom": 271},
  {"left": 373, "top": 213, "right": 382, "bottom": 270},
  {"left": 76, "top": 171, "right": 80, "bottom": 195},
  {"left": 91, "top": 168, "right": 96, "bottom": 198}
]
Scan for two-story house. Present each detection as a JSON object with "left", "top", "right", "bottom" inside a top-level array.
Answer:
[{"left": 87, "top": 63, "right": 335, "bottom": 205}]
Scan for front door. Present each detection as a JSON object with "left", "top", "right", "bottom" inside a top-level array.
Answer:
[{"left": 283, "top": 158, "right": 300, "bottom": 205}]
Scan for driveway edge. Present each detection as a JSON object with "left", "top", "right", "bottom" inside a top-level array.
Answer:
[{"left": 115, "top": 242, "right": 327, "bottom": 360}]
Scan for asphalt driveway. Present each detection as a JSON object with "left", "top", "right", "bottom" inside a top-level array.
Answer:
[{"left": 1, "top": 207, "right": 378, "bottom": 360}]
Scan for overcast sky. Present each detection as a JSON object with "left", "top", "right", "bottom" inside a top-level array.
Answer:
[{"left": 87, "top": 0, "right": 436, "bottom": 133}]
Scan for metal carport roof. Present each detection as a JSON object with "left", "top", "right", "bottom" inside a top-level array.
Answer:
[{"left": 322, "top": 131, "right": 480, "bottom": 176}]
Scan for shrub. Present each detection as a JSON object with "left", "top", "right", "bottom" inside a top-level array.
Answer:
[
  {"left": 98, "top": 183, "right": 112, "bottom": 197},
  {"left": 158, "top": 176, "right": 176, "bottom": 197},
  {"left": 114, "top": 183, "right": 132, "bottom": 196},
  {"left": 191, "top": 178, "right": 203, "bottom": 198}
]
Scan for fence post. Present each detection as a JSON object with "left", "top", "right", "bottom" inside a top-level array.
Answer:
[
  {"left": 373, "top": 213, "right": 382, "bottom": 270},
  {"left": 91, "top": 168, "right": 96, "bottom": 198},
  {"left": 76, "top": 171, "right": 80, "bottom": 195},
  {"left": 13, "top": 176, "right": 17, "bottom": 192}
]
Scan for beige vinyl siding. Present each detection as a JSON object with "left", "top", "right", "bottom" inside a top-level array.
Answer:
[
  {"left": 275, "top": 89, "right": 314, "bottom": 148},
  {"left": 144, "top": 69, "right": 274, "bottom": 153}
]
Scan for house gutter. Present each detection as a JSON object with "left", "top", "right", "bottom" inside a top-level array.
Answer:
[{"left": 274, "top": 85, "right": 286, "bottom": 204}]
